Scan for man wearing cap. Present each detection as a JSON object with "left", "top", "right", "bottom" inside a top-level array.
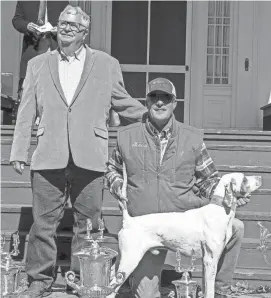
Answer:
[
  {"left": 106, "top": 78, "right": 247, "bottom": 298},
  {"left": 10, "top": 4, "right": 146, "bottom": 298}
]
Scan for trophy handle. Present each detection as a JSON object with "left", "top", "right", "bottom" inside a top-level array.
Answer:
[
  {"left": 65, "top": 271, "right": 81, "bottom": 292},
  {"left": 110, "top": 271, "right": 126, "bottom": 290}
]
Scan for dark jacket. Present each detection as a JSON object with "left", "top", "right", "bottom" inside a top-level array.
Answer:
[
  {"left": 12, "top": 1, "right": 69, "bottom": 79},
  {"left": 117, "top": 118, "right": 209, "bottom": 216}
]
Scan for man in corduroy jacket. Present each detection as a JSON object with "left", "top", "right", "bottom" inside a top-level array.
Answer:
[
  {"left": 106, "top": 78, "right": 249, "bottom": 298},
  {"left": 10, "top": 5, "right": 146, "bottom": 298}
]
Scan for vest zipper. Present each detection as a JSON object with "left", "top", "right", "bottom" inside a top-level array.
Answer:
[{"left": 156, "top": 136, "right": 161, "bottom": 212}]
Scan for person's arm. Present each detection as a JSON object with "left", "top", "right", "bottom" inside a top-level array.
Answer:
[
  {"left": 105, "top": 142, "right": 125, "bottom": 200},
  {"left": 111, "top": 58, "right": 147, "bottom": 123},
  {"left": 10, "top": 60, "right": 37, "bottom": 166},
  {"left": 194, "top": 143, "right": 220, "bottom": 200},
  {"left": 12, "top": 1, "right": 40, "bottom": 38},
  {"left": 12, "top": 1, "right": 30, "bottom": 34}
]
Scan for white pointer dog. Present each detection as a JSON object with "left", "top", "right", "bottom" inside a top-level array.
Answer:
[{"left": 109, "top": 167, "right": 261, "bottom": 298}]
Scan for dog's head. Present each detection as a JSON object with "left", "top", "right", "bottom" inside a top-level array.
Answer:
[{"left": 221, "top": 173, "right": 262, "bottom": 208}]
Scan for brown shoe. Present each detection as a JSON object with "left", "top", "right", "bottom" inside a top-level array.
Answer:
[{"left": 18, "top": 281, "right": 51, "bottom": 298}]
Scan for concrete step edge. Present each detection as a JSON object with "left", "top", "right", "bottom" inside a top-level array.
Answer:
[
  {"left": 207, "top": 144, "right": 271, "bottom": 151},
  {"left": 2, "top": 181, "right": 271, "bottom": 195},
  {"left": 1, "top": 204, "right": 271, "bottom": 220},
  {"left": 2, "top": 229, "right": 270, "bottom": 249}
]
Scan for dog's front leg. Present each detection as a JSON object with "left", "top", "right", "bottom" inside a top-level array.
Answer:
[
  {"left": 108, "top": 229, "right": 150, "bottom": 298},
  {"left": 202, "top": 243, "right": 219, "bottom": 298}
]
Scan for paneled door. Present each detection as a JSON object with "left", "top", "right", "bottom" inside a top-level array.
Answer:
[{"left": 107, "top": 1, "right": 192, "bottom": 124}]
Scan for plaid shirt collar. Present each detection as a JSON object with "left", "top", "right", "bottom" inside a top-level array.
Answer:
[{"left": 146, "top": 117, "right": 173, "bottom": 140}]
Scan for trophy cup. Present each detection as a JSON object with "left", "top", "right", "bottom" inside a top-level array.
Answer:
[
  {"left": 65, "top": 218, "right": 124, "bottom": 298},
  {"left": 169, "top": 249, "right": 201, "bottom": 298},
  {"left": 257, "top": 221, "right": 271, "bottom": 265},
  {"left": 1, "top": 232, "right": 28, "bottom": 297}
]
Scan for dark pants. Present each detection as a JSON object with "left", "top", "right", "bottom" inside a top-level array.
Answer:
[{"left": 26, "top": 158, "right": 104, "bottom": 284}]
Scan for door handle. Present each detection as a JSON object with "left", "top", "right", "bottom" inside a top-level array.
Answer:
[{"left": 245, "top": 58, "right": 249, "bottom": 71}]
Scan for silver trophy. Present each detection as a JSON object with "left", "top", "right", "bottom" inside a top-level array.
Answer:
[
  {"left": 257, "top": 221, "right": 271, "bottom": 265},
  {"left": 169, "top": 249, "right": 200, "bottom": 298},
  {"left": 65, "top": 218, "right": 124, "bottom": 298},
  {"left": 1, "top": 232, "right": 28, "bottom": 297}
]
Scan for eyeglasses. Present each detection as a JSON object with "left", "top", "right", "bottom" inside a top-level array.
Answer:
[
  {"left": 148, "top": 94, "right": 174, "bottom": 104},
  {"left": 58, "top": 20, "right": 87, "bottom": 32}
]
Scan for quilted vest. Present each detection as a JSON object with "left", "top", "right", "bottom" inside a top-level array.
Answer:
[{"left": 117, "top": 118, "right": 210, "bottom": 216}]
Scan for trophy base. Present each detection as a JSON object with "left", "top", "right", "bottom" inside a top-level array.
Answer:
[{"left": 77, "top": 285, "right": 115, "bottom": 298}]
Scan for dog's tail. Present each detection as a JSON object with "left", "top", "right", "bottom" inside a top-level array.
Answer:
[{"left": 119, "top": 162, "right": 130, "bottom": 221}]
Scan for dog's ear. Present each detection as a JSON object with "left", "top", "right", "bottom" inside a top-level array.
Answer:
[
  {"left": 223, "top": 179, "right": 236, "bottom": 208},
  {"left": 230, "top": 178, "right": 237, "bottom": 193}
]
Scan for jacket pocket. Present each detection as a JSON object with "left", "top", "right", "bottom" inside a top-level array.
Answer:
[
  {"left": 36, "top": 127, "right": 44, "bottom": 137},
  {"left": 94, "top": 126, "right": 108, "bottom": 139}
]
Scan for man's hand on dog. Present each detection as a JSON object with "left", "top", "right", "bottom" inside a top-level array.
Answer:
[
  {"left": 115, "top": 186, "right": 128, "bottom": 202},
  {"left": 236, "top": 195, "right": 251, "bottom": 207},
  {"left": 113, "top": 180, "right": 128, "bottom": 202}
]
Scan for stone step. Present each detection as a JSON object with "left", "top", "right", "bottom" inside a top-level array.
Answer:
[
  {"left": 207, "top": 144, "right": 271, "bottom": 167},
  {"left": 1, "top": 177, "right": 271, "bottom": 212},
  {"left": 3, "top": 135, "right": 271, "bottom": 165},
  {"left": 12, "top": 266, "right": 271, "bottom": 297},
  {"left": 1, "top": 204, "right": 271, "bottom": 240},
  {"left": 161, "top": 267, "right": 271, "bottom": 288},
  {"left": 2, "top": 221, "right": 271, "bottom": 270},
  {"left": 102, "top": 187, "right": 271, "bottom": 213}
]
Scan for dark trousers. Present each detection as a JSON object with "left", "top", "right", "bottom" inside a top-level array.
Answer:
[{"left": 26, "top": 158, "right": 104, "bottom": 284}]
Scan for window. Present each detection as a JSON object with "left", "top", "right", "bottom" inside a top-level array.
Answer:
[
  {"left": 206, "top": 1, "right": 231, "bottom": 85},
  {"left": 111, "top": 1, "right": 188, "bottom": 123}
]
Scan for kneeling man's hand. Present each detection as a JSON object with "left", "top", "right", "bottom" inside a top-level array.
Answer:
[
  {"left": 115, "top": 184, "right": 128, "bottom": 202},
  {"left": 236, "top": 195, "right": 251, "bottom": 207}
]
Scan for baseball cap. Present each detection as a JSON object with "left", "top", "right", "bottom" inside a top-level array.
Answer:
[{"left": 147, "top": 78, "right": 177, "bottom": 97}]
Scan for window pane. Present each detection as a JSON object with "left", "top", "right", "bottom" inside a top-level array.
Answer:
[
  {"left": 174, "top": 101, "right": 184, "bottom": 123},
  {"left": 224, "top": 1, "right": 230, "bottom": 17},
  {"left": 222, "top": 56, "right": 229, "bottom": 77},
  {"left": 149, "top": 1, "right": 187, "bottom": 65},
  {"left": 223, "top": 48, "right": 229, "bottom": 55},
  {"left": 207, "top": 48, "right": 214, "bottom": 54},
  {"left": 208, "top": 1, "right": 215, "bottom": 16},
  {"left": 224, "top": 18, "right": 230, "bottom": 25},
  {"left": 207, "top": 26, "right": 215, "bottom": 47},
  {"left": 208, "top": 18, "right": 215, "bottom": 24},
  {"left": 122, "top": 72, "right": 146, "bottom": 98},
  {"left": 111, "top": 1, "right": 148, "bottom": 64},
  {"left": 215, "top": 25, "right": 222, "bottom": 47},
  {"left": 206, "top": 77, "right": 213, "bottom": 84},
  {"left": 148, "top": 73, "right": 185, "bottom": 99},
  {"left": 206, "top": 1, "right": 231, "bottom": 85},
  {"left": 207, "top": 56, "right": 214, "bottom": 77},
  {"left": 223, "top": 26, "right": 230, "bottom": 47},
  {"left": 215, "top": 55, "right": 221, "bottom": 77},
  {"left": 216, "top": 1, "right": 223, "bottom": 17}
]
